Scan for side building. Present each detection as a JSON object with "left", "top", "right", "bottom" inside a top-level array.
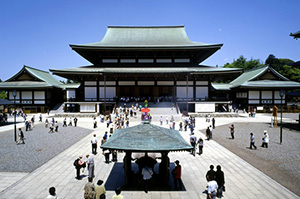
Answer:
[
  {"left": 212, "top": 66, "right": 300, "bottom": 112},
  {"left": 0, "top": 65, "right": 79, "bottom": 113}
]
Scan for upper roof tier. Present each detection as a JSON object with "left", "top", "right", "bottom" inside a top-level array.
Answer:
[
  {"left": 70, "top": 25, "right": 223, "bottom": 66},
  {"left": 70, "top": 25, "right": 222, "bottom": 48}
]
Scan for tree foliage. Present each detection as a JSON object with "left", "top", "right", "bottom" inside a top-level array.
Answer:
[
  {"left": 223, "top": 55, "right": 263, "bottom": 71},
  {"left": 0, "top": 91, "right": 7, "bottom": 99}
]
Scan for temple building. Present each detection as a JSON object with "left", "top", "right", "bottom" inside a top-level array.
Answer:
[
  {"left": 50, "top": 25, "right": 242, "bottom": 113},
  {"left": 1, "top": 25, "right": 299, "bottom": 113}
]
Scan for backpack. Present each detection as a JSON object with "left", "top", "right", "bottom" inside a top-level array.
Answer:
[
  {"left": 84, "top": 187, "right": 94, "bottom": 199},
  {"left": 73, "top": 158, "right": 79, "bottom": 167}
]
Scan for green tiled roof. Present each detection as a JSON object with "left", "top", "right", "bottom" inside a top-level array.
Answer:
[
  {"left": 0, "top": 65, "right": 63, "bottom": 89},
  {"left": 70, "top": 25, "right": 223, "bottom": 49},
  {"left": 213, "top": 66, "right": 300, "bottom": 90},
  {"left": 50, "top": 65, "right": 242, "bottom": 75},
  {"left": 211, "top": 83, "right": 231, "bottom": 90},
  {"left": 0, "top": 81, "right": 54, "bottom": 89},
  {"left": 101, "top": 123, "right": 193, "bottom": 152},
  {"left": 238, "top": 80, "right": 300, "bottom": 88}
]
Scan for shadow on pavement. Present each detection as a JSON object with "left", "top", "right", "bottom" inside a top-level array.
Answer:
[{"left": 105, "top": 162, "right": 186, "bottom": 191}]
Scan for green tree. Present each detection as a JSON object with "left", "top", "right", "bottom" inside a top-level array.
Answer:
[
  {"left": 0, "top": 91, "right": 7, "bottom": 99},
  {"left": 223, "top": 55, "right": 263, "bottom": 71}
]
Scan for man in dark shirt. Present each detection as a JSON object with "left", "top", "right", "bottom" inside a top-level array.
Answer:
[
  {"left": 206, "top": 165, "right": 216, "bottom": 182},
  {"left": 215, "top": 165, "right": 225, "bottom": 198}
]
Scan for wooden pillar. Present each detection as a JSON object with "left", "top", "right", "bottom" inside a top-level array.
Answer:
[
  {"left": 186, "top": 75, "right": 188, "bottom": 113},
  {"left": 124, "top": 151, "right": 133, "bottom": 185},
  {"left": 159, "top": 152, "right": 170, "bottom": 186},
  {"left": 104, "top": 75, "right": 106, "bottom": 113}
]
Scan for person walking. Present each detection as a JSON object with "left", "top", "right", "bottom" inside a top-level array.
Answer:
[
  {"left": 86, "top": 154, "right": 95, "bottom": 178},
  {"left": 250, "top": 133, "right": 257, "bottom": 149},
  {"left": 172, "top": 160, "right": 182, "bottom": 190},
  {"left": 229, "top": 124, "right": 235, "bottom": 139},
  {"left": 91, "top": 134, "right": 98, "bottom": 155},
  {"left": 197, "top": 137, "right": 204, "bottom": 155},
  {"left": 261, "top": 130, "right": 269, "bottom": 148},
  {"left": 17, "top": 128, "right": 25, "bottom": 144},
  {"left": 63, "top": 118, "right": 67, "bottom": 127},
  {"left": 215, "top": 165, "right": 225, "bottom": 198},
  {"left": 68, "top": 117, "right": 73, "bottom": 126},
  {"left": 160, "top": 116, "right": 163, "bottom": 125}
]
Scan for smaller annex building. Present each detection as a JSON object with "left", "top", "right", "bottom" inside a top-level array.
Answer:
[
  {"left": 0, "top": 66, "right": 79, "bottom": 113},
  {"left": 212, "top": 66, "right": 300, "bottom": 111}
]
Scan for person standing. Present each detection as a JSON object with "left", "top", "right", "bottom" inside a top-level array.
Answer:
[
  {"left": 112, "top": 187, "right": 123, "bottom": 199},
  {"left": 190, "top": 133, "right": 197, "bottom": 156},
  {"left": 215, "top": 165, "right": 225, "bottom": 198},
  {"left": 17, "top": 128, "right": 25, "bottom": 144},
  {"left": 93, "top": 118, "right": 97, "bottom": 128},
  {"left": 74, "top": 155, "right": 86, "bottom": 180},
  {"left": 39, "top": 114, "right": 42, "bottom": 122},
  {"left": 250, "top": 133, "right": 257, "bottom": 149},
  {"left": 261, "top": 130, "right": 269, "bottom": 148},
  {"left": 197, "top": 137, "right": 204, "bottom": 155},
  {"left": 74, "top": 117, "right": 78, "bottom": 127},
  {"left": 209, "top": 125, "right": 213, "bottom": 140},
  {"left": 206, "top": 165, "right": 216, "bottom": 182},
  {"left": 160, "top": 116, "right": 163, "bottom": 125},
  {"left": 207, "top": 176, "right": 218, "bottom": 199},
  {"left": 229, "top": 124, "right": 235, "bottom": 139},
  {"left": 84, "top": 177, "right": 95, "bottom": 199},
  {"left": 142, "top": 166, "right": 153, "bottom": 193},
  {"left": 91, "top": 134, "right": 98, "bottom": 155},
  {"left": 172, "top": 160, "right": 182, "bottom": 190},
  {"left": 46, "top": 187, "right": 58, "bottom": 199},
  {"left": 55, "top": 121, "right": 59, "bottom": 132},
  {"left": 212, "top": 117, "right": 215, "bottom": 129},
  {"left": 206, "top": 127, "right": 210, "bottom": 141},
  {"left": 95, "top": 180, "right": 106, "bottom": 199},
  {"left": 86, "top": 154, "right": 95, "bottom": 178},
  {"left": 166, "top": 116, "right": 168, "bottom": 125}
]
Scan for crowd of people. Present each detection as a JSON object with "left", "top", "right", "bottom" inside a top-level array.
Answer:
[{"left": 118, "top": 95, "right": 174, "bottom": 103}]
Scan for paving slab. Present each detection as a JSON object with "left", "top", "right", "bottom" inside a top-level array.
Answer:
[{"left": 0, "top": 114, "right": 299, "bottom": 199}]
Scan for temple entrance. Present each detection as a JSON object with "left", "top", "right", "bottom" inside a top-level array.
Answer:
[{"left": 117, "top": 86, "right": 174, "bottom": 99}]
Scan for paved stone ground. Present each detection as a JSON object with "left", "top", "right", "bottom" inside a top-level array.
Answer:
[
  {"left": 0, "top": 120, "right": 93, "bottom": 172},
  {"left": 0, "top": 113, "right": 299, "bottom": 199},
  {"left": 209, "top": 122, "right": 300, "bottom": 196}
]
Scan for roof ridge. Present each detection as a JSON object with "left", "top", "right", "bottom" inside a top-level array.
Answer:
[
  {"left": 24, "top": 65, "right": 50, "bottom": 74},
  {"left": 107, "top": 25, "right": 185, "bottom": 29}
]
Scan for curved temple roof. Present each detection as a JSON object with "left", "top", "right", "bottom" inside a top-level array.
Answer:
[
  {"left": 70, "top": 25, "right": 223, "bottom": 49},
  {"left": 101, "top": 122, "right": 193, "bottom": 152}
]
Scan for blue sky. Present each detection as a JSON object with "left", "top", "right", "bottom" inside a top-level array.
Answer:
[{"left": 1, "top": 0, "right": 299, "bottom": 81}]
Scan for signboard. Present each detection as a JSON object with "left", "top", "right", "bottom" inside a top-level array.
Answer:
[{"left": 195, "top": 103, "right": 215, "bottom": 113}]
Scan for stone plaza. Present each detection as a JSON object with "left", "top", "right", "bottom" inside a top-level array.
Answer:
[{"left": 0, "top": 111, "right": 299, "bottom": 199}]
